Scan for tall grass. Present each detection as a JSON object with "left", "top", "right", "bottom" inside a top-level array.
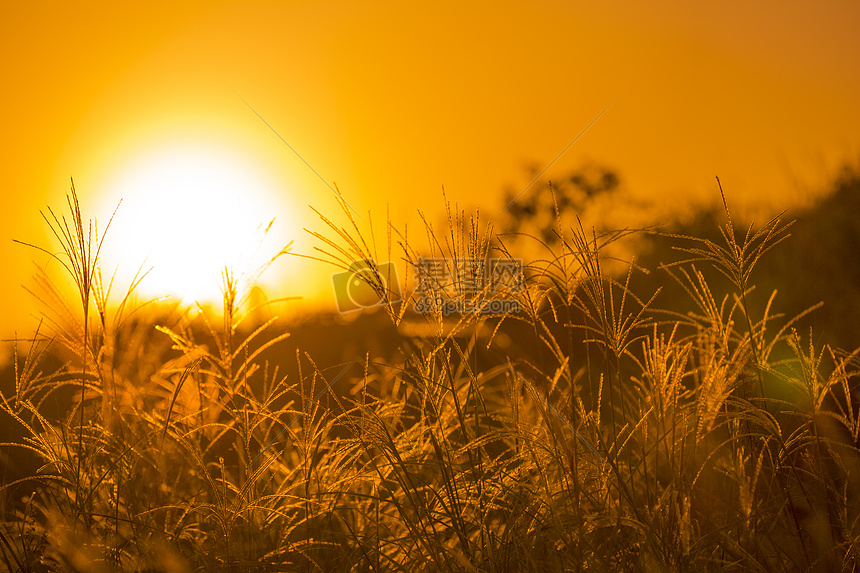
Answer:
[{"left": 1, "top": 180, "right": 859, "bottom": 572}]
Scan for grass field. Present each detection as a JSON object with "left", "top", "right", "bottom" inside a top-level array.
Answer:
[{"left": 1, "top": 182, "right": 859, "bottom": 572}]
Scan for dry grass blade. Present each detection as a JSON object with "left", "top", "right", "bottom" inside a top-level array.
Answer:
[
  {"left": 665, "top": 177, "right": 792, "bottom": 293},
  {"left": 1, "top": 179, "right": 857, "bottom": 572}
]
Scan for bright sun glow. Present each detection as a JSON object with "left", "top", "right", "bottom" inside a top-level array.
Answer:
[{"left": 95, "top": 142, "right": 294, "bottom": 305}]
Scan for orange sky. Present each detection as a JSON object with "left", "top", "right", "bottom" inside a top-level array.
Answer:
[{"left": 2, "top": 1, "right": 859, "bottom": 339}]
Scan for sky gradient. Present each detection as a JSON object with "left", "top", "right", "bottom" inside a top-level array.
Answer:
[{"left": 2, "top": 1, "right": 858, "bottom": 339}]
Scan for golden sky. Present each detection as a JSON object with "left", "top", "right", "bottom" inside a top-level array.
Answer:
[{"left": 1, "top": 1, "right": 858, "bottom": 338}]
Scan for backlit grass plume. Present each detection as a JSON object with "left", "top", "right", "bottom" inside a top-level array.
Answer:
[{"left": 1, "top": 179, "right": 858, "bottom": 572}]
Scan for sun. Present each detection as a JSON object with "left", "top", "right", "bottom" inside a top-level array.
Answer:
[{"left": 94, "top": 142, "right": 295, "bottom": 306}]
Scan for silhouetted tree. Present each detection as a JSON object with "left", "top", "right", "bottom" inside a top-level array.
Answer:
[{"left": 498, "top": 161, "right": 621, "bottom": 247}]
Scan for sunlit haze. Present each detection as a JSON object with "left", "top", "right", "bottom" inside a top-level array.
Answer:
[
  {"left": 94, "top": 142, "right": 294, "bottom": 305},
  {"left": 3, "top": 3, "right": 860, "bottom": 566},
  {"left": 2, "top": 0, "right": 859, "bottom": 336}
]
